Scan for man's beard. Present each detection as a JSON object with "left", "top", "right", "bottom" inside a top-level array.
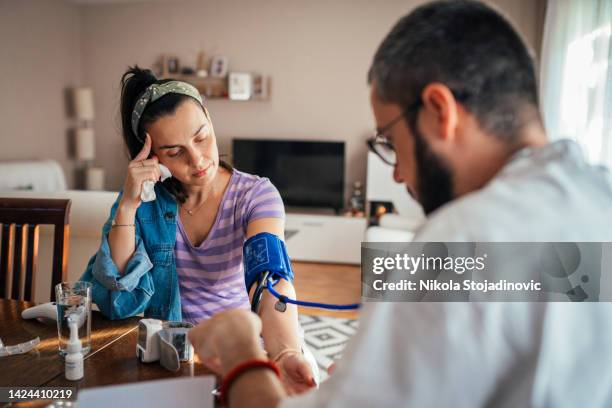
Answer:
[{"left": 412, "top": 125, "right": 454, "bottom": 216}]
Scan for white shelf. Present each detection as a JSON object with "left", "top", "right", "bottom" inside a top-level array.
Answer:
[{"left": 285, "top": 213, "right": 366, "bottom": 265}]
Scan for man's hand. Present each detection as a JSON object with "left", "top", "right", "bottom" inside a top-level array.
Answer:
[
  {"left": 190, "top": 310, "right": 288, "bottom": 407},
  {"left": 188, "top": 309, "right": 266, "bottom": 375}
]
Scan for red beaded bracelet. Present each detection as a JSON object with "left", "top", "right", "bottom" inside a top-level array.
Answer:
[{"left": 220, "top": 359, "right": 281, "bottom": 405}]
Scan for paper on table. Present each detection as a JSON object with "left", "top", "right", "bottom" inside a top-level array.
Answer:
[{"left": 77, "top": 376, "right": 215, "bottom": 408}]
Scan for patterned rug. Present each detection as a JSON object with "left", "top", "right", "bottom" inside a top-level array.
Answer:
[{"left": 298, "top": 314, "right": 359, "bottom": 381}]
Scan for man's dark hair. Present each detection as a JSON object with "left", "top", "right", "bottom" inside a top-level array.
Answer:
[{"left": 368, "top": 0, "right": 541, "bottom": 142}]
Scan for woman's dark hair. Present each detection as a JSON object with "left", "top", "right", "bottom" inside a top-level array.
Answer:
[{"left": 120, "top": 66, "right": 232, "bottom": 203}]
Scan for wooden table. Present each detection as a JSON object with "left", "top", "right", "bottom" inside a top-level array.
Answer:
[{"left": 0, "top": 300, "right": 214, "bottom": 407}]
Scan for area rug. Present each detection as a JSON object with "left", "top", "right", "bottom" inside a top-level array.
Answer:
[{"left": 298, "top": 314, "right": 359, "bottom": 381}]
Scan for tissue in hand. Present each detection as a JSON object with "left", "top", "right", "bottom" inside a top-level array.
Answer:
[{"left": 141, "top": 164, "right": 172, "bottom": 202}]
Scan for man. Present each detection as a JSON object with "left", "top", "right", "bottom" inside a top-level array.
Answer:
[{"left": 189, "top": 1, "right": 612, "bottom": 406}]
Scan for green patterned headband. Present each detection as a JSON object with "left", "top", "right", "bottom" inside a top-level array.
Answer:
[{"left": 131, "top": 81, "right": 204, "bottom": 139}]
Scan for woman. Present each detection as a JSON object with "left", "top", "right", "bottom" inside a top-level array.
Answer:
[{"left": 81, "top": 66, "right": 316, "bottom": 393}]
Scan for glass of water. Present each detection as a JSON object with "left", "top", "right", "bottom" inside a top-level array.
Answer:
[{"left": 55, "top": 281, "right": 92, "bottom": 357}]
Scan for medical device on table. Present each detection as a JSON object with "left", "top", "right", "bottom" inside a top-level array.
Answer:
[
  {"left": 136, "top": 319, "right": 194, "bottom": 372},
  {"left": 0, "top": 337, "right": 40, "bottom": 358},
  {"left": 21, "top": 301, "right": 87, "bottom": 327},
  {"left": 245, "top": 232, "right": 360, "bottom": 313}
]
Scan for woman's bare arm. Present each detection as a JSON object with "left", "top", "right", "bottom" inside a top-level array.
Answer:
[{"left": 246, "top": 218, "right": 302, "bottom": 360}]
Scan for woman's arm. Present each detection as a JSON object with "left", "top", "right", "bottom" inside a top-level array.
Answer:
[
  {"left": 246, "top": 218, "right": 315, "bottom": 393},
  {"left": 108, "top": 204, "right": 138, "bottom": 274},
  {"left": 82, "top": 205, "right": 156, "bottom": 320},
  {"left": 241, "top": 175, "right": 316, "bottom": 393},
  {"left": 109, "top": 134, "right": 160, "bottom": 274},
  {"left": 246, "top": 218, "right": 301, "bottom": 357}
]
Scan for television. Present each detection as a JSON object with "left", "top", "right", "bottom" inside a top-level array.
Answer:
[{"left": 232, "top": 139, "right": 345, "bottom": 212}]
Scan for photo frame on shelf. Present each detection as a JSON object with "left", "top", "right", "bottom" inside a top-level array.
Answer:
[
  {"left": 252, "top": 74, "right": 269, "bottom": 100},
  {"left": 166, "top": 56, "right": 180, "bottom": 74},
  {"left": 229, "top": 72, "right": 253, "bottom": 100},
  {"left": 210, "top": 55, "right": 229, "bottom": 78}
]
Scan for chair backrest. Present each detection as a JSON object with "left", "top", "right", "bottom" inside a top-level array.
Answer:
[{"left": 0, "top": 198, "right": 71, "bottom": 301}]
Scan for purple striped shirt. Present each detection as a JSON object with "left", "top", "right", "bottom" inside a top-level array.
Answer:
[{"left": 175, "top": 170, "right": 285, "bottom": 324}]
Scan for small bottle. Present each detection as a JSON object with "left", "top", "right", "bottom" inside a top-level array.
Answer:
[
  {"left": 349, "top": 181, "right": 365, "bottom": 216},
  {"left": 65, "top": 318, "right": 84, "bottom": 381}
]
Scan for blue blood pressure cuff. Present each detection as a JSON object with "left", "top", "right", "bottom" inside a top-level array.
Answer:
[{"left": 243, "top": 232, "right": 294, "bottom": 292}]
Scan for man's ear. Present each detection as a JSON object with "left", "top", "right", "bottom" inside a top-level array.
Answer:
[{"left": 421, "top": 83, "right": 459, "bottom": 142}]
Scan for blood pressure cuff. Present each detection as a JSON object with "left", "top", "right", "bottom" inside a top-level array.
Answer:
[
  {"left": 243, "top": 232, "right": 294, "bottom": 292},
  {"left": 158, "top": 321, "right": 194, "bottom": 372}
]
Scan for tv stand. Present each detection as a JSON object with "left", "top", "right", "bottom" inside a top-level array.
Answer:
[
  {"left": 285, "top": 212, "right": 366, "bottom": 265},
  {"left": 284, "top": 206, "right": 336, "bottom": 216}
]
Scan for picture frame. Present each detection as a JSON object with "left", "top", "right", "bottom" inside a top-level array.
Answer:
[
  {"left": 252, "top": 74, "right": 269, "bottom": 100},
  {"left": 229, "top": 72, "right": 253, "bottom": 100},
  {"left": 210, "top": 55, "right": 229, "bottom": 78},
  {"left": 166, "top": 56, "right": 180, "bottom": 74}
]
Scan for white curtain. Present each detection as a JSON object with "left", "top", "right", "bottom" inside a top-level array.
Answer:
[{"left": 540, "top": 0, "right": 612, "bottom": 167}]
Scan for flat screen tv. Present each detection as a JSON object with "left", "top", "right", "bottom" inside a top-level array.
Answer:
[{"left": 232, "top": 139, "right": 345, "bottom": 212}]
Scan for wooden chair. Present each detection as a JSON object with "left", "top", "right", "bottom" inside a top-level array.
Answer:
[{"left": 0, "top": 198, "right": 71, "bottom": 301}]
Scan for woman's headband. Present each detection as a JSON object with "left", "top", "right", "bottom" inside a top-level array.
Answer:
[{"left": 131, "top": 81, "right": 204, "bottom": 139}]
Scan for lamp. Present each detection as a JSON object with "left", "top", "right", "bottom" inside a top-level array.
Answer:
[
  {"left": 72, "top": 86, "right": 104, "bottom": 190},
  {"left": 85, "top": 167, "right": 105, "bottom": 191},
  {"left": 73, "top": 87, "right": 95, "bottom": 123},
  {"left": 75, "top": 128, "right": 95, "bottom": 161}
]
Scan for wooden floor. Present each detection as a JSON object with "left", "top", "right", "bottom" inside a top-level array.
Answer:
[{"left": 292, "top": 262, "right": 361, "bottom": 320}]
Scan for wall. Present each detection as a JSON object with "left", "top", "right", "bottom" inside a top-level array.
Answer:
[
  {"left": 1, "top": 0, "right": 545, "bottom": 203},
  {"left": 79, "top": 0, "right": 545, "bottom": 200},
  {"left": 0, "top": 0, "right": 82, "bottom": 188}
]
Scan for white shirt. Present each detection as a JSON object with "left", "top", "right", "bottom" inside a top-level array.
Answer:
[{"left": 281, "top": 140, "right": 612, "bottom": 407}]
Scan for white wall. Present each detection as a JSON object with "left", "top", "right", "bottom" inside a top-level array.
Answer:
[
  {"left": 78, "top": 0, "right": 545, "bottom": 202},
  {"left": 0, "top": 0, "right": 82, "bottom": 187},
  {"left": 1, "top": 0, "right": 544, "bottom": 204}
]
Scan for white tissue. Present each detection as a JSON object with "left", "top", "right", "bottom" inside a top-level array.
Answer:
[{"left": 141, "top": 164, "right": 172, "bottom": 202}]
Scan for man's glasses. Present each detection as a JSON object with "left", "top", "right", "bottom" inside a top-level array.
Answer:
[
  {"left": 366, "top": 100, "right": 422, "bottom": 166},
  {"left": 366, "top": 113, "right": 404, "bottom": 166}
]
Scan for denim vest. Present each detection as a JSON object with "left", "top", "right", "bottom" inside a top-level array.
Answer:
[{"left": 79, "top": 184, "right": 182, "bottom": 321}]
